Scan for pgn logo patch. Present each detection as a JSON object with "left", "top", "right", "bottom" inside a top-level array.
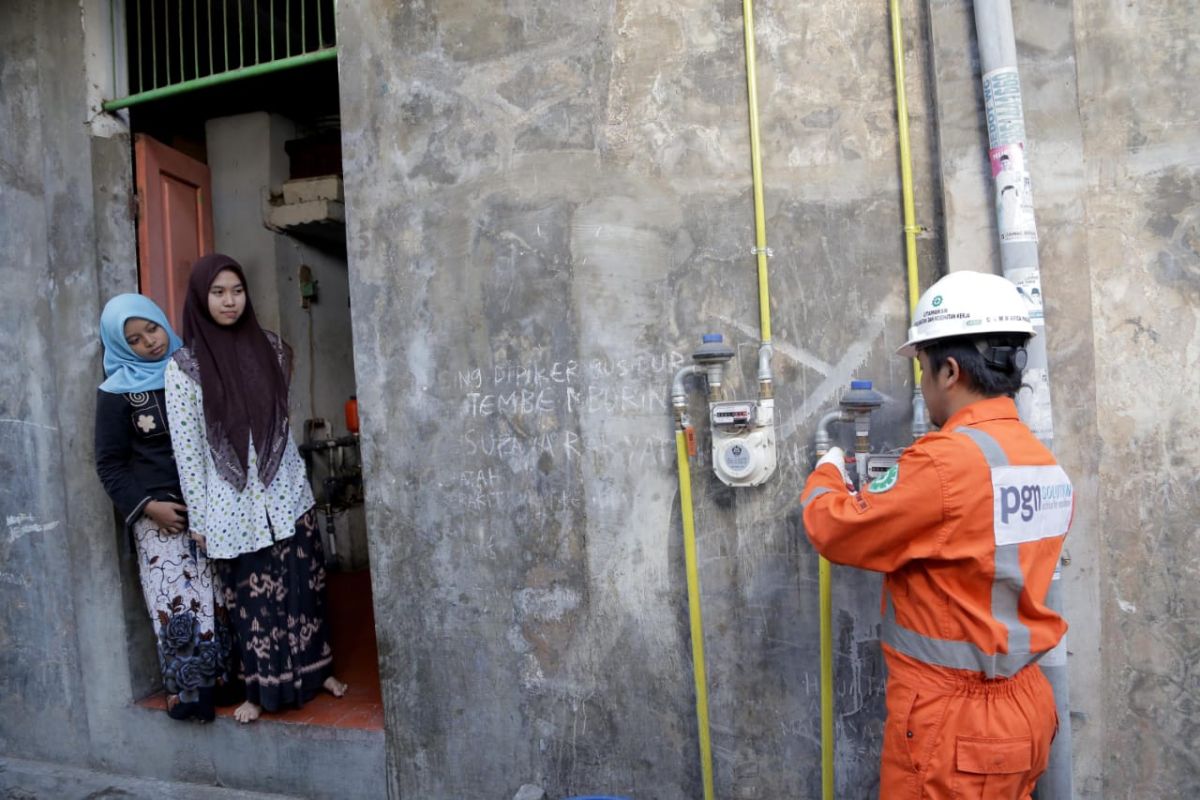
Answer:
[
  {"left": 868, "top": 465, "right": 898, "bottom": 493},
  {"left": 991, "top": 465, "right": 1073, "bottom": 545}
]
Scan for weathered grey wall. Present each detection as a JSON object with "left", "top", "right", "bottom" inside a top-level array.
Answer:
[
  {"left": 337, "top": 1, "right": 940, "bottom": 797},
  {"left": 3, "top": 0, "right": 1198, "bottom": 798},
  {"left": 208, "top": 112, "right": 293, "bottom": 334},
  {"left": 1073, "top": 1, "right": 1200, "bottom": 797},
  {"left": 1, "top": 0, "right": 107, "bottom": 764}
]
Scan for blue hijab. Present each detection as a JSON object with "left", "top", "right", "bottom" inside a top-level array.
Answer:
[{"left": 99, "top": 294, "right": 183, "bottom": 394}]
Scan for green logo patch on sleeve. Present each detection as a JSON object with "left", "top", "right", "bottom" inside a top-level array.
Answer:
[{"left": 867, "top": 464, "right": 899, "bottom": 493}]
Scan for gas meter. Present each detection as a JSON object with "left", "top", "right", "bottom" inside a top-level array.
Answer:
[{"left": 692, "top": 334, "right": 777, "bottom": 487}]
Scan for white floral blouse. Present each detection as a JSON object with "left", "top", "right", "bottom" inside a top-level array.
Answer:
[{"left": 164, "top": 357, "right": 314, "bottom": 560}]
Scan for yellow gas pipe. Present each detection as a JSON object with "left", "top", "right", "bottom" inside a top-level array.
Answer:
[
  {"left": 744, "top": 0, "right": 836, "bottom": 789},
  {"left": 891, "top": 0, "right": 924, "bottom": 388},
  {"left": 741, "top": 4, "right": 848, "bottom": 800},
  {"left": 670, "top": 5, "right": 776, "bottom": 799},
  {"left": 742, "top": 0, "right": 772, "bottom": 345},
  {"left": 811, "top": 8, "right": 927, "bottom": 800},
  {"left": 674, "top": 429, "right": 716, "bottom": 800},
  {"left": 818, "top": 556, "right": 835, "bottom": 800}
]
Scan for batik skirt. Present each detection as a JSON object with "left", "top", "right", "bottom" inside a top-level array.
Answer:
[
  {"left": 215, "top": 507, "right": 334, "bottom": 712},
  {"left": 133, "top": 515, "right": 239, "bottom": 715}
]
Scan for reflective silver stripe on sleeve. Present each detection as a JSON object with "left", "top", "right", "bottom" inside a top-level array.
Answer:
[
  {"left": 881, "top": 594, "right": 1047, "bottom": 678},
  {"left": 801, "top": 486, "right": 834, "bottom": 508}
]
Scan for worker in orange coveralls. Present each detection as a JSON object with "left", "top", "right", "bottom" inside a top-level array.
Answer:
[{"left": 800, "top": 270, "right": 1073, "bottom": 799}]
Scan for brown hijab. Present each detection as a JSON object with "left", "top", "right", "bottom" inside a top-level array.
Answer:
[{"left": 181, "top": 254, "right": 291, "bottom": 490}]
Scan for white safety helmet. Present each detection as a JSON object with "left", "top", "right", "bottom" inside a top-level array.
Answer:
[{"left": 896, "top": 270, "right": 1035, "bottom": 358}]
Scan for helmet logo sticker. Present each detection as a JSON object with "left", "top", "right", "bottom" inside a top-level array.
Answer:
[
  {"left": 868, "top": 465, "right": 899, "bottom": 493},
  {"left": 931, "top": 295, "right": 943, "bottom": 307}
]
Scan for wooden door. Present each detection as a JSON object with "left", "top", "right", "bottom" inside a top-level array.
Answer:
[{"left": 135, "top": 134, "right": 214, "bottom": 330}]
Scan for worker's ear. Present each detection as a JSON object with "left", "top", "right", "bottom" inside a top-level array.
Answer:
[{"left": 941, "top": 356, "right": 962, "bottom": 390}]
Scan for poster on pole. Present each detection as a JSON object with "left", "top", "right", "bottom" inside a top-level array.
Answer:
[
  {"left": 1016, "top": 367, "right": 1054, "bottom": 443},
  {"left": 1006, "top": 266, "right": 1045, "bottom": 323},
  {"left": 990, "top": 144, "right": 1038, "bottom": 244},
  {"left": 982, "top": 66, "right": 1026, "bottom": 147}
]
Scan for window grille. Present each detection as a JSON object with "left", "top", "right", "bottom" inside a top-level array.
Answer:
[{"left": 104, "top": 0, "right": 338, "bottom": 111}]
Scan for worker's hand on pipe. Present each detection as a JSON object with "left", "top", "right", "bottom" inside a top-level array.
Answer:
[{"left": 815, "top": 446, "right": 852, "bottom": 487}]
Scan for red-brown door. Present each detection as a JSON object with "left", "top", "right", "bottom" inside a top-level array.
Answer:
[{"left": 135, "top": 134, "right": 214, "bottom": 330}]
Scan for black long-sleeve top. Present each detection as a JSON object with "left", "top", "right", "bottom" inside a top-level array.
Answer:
[{"left": 94, "top": 388, "right": 182, "bottom": 529}]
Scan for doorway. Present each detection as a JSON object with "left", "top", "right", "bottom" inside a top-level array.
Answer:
[{"left": 113, "top": 0, "right": 381, "bottom": 729}]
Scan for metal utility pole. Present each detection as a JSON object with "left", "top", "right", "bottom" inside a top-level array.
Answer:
[{"left": 972, "top": 1, "right": 1072, "bottom": 797}]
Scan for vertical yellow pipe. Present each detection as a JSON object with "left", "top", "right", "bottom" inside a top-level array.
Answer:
[
  {"left": 743, "top": 0, "right": 834, "bottom": 793},
  {"left": 812, "top": 433, "right": 835, "bottom": 800},
  {"left": 741, "top": 0, "right": 772, "bottom": 345},
  {"left": 676, "top": 430, "right": 716, "bottom": 800},
  {"left": 890, "top": 0, "right": 923, "bottom": 387},
  {"left": 819, "top": 555, "right": 835, "bottom": 800}
]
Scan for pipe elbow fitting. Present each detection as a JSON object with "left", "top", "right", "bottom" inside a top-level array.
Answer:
[
  {"left": 671, "top": 365, "right": 704, "bottom": 410},
  {"left": 815, "top": 409, "right": 848, "bottom": 457}
]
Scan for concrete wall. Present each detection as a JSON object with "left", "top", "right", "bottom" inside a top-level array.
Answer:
[
  {"left": 207, "top": 113, "right": 293, "bottom": 334},
  {"left": 0, "top": 0, "right": 97, "bottom": 765},
  {"left": 336, "top": 1, "right": 941, "bottom": 797},
  {"left": 334, "top": 0, "right": 1198, "bottom": 798},
  {"left": 2, "top": 0, "right": 1198, "bottom": 798},
  {"left": 1073, "top": 1, "right": 1200, "bottom": 797}
]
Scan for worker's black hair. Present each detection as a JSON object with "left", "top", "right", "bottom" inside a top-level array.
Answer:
[{"left": 920, "top": 334, "right": 1030, "bottom": 397}]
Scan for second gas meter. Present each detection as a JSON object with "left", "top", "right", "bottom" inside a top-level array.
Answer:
[{"left": 677, "top": 333, "right": 778, "bottom": 487}]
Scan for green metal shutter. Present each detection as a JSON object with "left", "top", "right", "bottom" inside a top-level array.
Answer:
[{"left": 104, "top": 0, "right": 338, "bottom": 111}]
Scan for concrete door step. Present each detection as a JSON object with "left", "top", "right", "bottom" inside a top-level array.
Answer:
[{"left": 0, "top": 756, "right": 305, "bottom": 800}]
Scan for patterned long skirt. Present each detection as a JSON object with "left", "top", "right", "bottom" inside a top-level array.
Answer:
[
  {"left": 133, "top": 515, "right": 239, "bottom": 717},
  {"left": 215, "top": 507, "right": 334, "bottom": 711}
]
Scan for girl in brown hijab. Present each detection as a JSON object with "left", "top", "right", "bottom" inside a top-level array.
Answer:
[{"left": 164, "top": 253, "right": 346, "bottom": 723}]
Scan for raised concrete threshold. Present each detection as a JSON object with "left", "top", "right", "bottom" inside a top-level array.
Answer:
[{"left": 0, "top": 756, "right": 304, "bottom": 800}]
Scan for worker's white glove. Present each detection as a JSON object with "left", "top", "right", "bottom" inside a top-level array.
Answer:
[{"left": 815, "top": 446, "right": 851, "bottom": 486}]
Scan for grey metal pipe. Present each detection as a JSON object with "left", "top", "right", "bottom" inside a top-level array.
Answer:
[
  {"left": 814, "top": 410, "right": 848, "bottom": 458},
  {"left": 973, "top": 2, "right": 1071, "bottom": 796},
  {"left": 911, "top": 387, "right": 929, "bottom": 440},
  {"left": 757, "top": 343, "right": 774, "bottom": 398},
  {"left": 671, "top": 365, "right": 704, "bottom": 423}
]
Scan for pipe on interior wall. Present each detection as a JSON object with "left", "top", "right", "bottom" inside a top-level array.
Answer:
[
  {"left": 888, "top": 0, "right": 929, "bottom": 440},
  {"left": 972, "top": 2, "right": 1072, "bottom": 797}
]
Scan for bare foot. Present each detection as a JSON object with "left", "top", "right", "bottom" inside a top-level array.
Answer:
[
  {"left": 324, "top": 676, "right": 348, "bottom": 698},
  {"left": 233, "top": 701, "right": 262, "bottom": 723}
]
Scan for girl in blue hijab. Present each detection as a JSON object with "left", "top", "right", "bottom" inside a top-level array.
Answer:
[
  {"left": 94, "top": 293, "right": 239, "bottom": 722},
  {"left": 98, "top": 293, "right": 182, "bottom": 393}
]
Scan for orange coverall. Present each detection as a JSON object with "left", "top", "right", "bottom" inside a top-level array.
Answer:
[{"left": 801, "top": 397, "right": 1073, "bottom": 799}]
